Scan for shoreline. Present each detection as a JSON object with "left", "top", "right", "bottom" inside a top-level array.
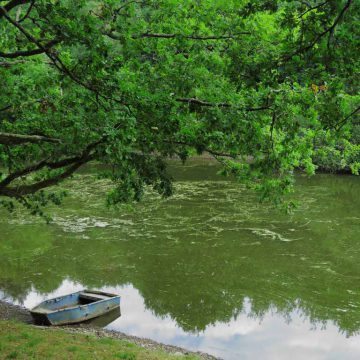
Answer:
[{"left": 0, "top": 300, "right": 220, "bottom": 360}]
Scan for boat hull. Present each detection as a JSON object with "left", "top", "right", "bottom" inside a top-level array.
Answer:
[{"left": 30, "top": 290, "right": 120, "bottom": 326}]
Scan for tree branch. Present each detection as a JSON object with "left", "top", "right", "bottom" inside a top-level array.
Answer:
[
  {"left": 298, "top": 1, "right": 329, "bottom": 18},
  {"left": 336, "top": 105, "right": 360, "bottom": 130},
  {"left": 17, "top": 0, "right": 34, "bottom": 22},
  {"left": 0, "top": 132, "right": 61, "bottom": 145},
  {"left": 0, "top": 60, "right": 26, "bottom": 67},
  {"left": 0, "top": 155, "right": 81, "bottom": 188},
  {"left": 0, "top": 7, "right": 101, "bottom": 95},
  {"left": 0, "top": 138, "right": 103, "bottom": 196},
  {"left": 0, "top": 155, "right": 95, "bottom": 197},
  {"left": 0, "top": 138, "right": 103, "bottom": 188},
  {"left": 284, "top": 0, "right": 353, "bottom": 60},
  {"left": 0, "top": 39, "right": 59, "bottom": 58},
  {"left": 106, "top": 31, "right": 250, "bottom": 41},
  {"left": 176, "top": 97, "right": 272, "bottom": 112},
  {"left": 0, "top": 0, "right": 30, "bottom": 18},
  {"left": 133, "top": 32, "right": 251, "bottom": 40},
  {"left": 0, "top": 105, "right": 12, "bottom": 111},
  {"left": 176, "top": 97, "right": 231, "bottom": 108},
  {"left": 0, "top": 6, "right": 129, "bottom": 109},
  {"left": 113, "top": 0, "right": 144, "bottom": 18}
]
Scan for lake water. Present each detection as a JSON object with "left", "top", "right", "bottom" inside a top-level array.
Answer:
[{"left": 0, "top": 160, "right": 359, "bottom": 359}]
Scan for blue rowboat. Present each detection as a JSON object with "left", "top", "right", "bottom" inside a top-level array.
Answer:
[{"left": 30, "top": 290, "right": 120, "bottom": 326}]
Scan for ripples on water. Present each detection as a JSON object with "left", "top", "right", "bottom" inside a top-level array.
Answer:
[{"left": 0, "top": 162, "right": 359, "bottom": 359}]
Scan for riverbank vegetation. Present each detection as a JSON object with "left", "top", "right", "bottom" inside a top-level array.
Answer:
[
  {"left": 0, "top": 320, "right": 202, "bottom": 360},
  {"left": 0, "top": 0, "right": 359, "bottom": 215}
]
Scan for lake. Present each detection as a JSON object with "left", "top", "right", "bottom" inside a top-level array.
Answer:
[{"left": 0, "top": 160, "right": 359, "bottom": 359}]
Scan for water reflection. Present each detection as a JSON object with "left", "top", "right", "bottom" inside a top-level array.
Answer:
[
  {"left": 7, "top": 279, "right": 360, "bottom": 360},
  {"left": 0, "top": 162, "right": 359, "bottom": 359},
  {"left": 84, "top": 307, "right": 121, "bottom": 328}
]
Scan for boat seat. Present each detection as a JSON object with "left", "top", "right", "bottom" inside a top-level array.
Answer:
[{"left": 79, "top": 292, "right": 109, "bottom": 302}]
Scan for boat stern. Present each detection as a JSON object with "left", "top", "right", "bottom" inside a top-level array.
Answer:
[{"left": 30, "top": 311, "right": 52, "bottom": 325}]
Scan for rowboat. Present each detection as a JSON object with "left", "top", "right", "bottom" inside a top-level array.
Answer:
[{"left": 30, "top": 290, "right": 120, "bottom": 326}]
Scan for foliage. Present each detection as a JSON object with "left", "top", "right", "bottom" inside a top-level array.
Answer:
[
  {"left": 312, "top": 133, "right": 360, "bottom": 173},
  {"left": 0, "top": 0, "right": 359, "bottom": 212}
]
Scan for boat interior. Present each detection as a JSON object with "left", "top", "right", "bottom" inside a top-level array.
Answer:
[
  {"left": 33, "top": 291, "right": 114, "bottom": 313},
  {"left": 79, "top": 291, "right": 111, "bottom": 305}
]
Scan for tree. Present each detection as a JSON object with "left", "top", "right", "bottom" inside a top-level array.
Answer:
[{"left": 0, "top": 0, "right": 359, "bottom": 215}]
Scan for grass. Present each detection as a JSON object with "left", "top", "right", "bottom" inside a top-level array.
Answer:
[{"left": 0, "top": 321, "right": 200, "bottom": 360}]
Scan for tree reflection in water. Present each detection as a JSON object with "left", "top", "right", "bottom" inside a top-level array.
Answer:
[{"left": 0, "top": 163, "right": 359, "bottom": 358}]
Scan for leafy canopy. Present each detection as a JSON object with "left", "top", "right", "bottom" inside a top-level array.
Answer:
[{"left": 0, "top": 0, "right": 359, "bottom": 215}]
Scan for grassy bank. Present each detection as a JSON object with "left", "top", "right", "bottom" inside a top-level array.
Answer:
[{"left": 0, "top": 321, "right": 200, "bottom": 360}]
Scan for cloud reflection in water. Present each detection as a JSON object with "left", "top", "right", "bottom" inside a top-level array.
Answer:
[{"left": 15, "top": 280, "right": 360, "bottom": 360}]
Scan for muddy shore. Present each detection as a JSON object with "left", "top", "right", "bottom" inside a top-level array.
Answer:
[{"left": 0, "top": 300, "right": 219, "bottom": 360}]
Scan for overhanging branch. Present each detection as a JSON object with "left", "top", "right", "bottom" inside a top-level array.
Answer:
[
  {"left": 0, "top": 138, "right": 103, "bottom": 188},
  {"left": 176, "top": 97, "right": 231, "bottom": 108},
  {"left": 106, "top": 31, "right": 251, "bottom": 41},
  {"left": 0, "top": 138, "right": 103, "bottom": 196},
  {"left": 0, "top": 60, "right": 26, "bottom": 67},
  {"left": 0, "top": 6, "right": 114, "bottom": 105},
  {"left": 18, "top": 0, "right": 34, "bottom": 22},
  {"left": 133, "top": 32, "right": 251, "bottom": 40},
  {"left": 0, "top": 155, "right": 95, "bottom": 197},
  {"left": 0, "top": 40, "right": 59, "bottom": 58},
  {"left": 284, "top": 0, "right": 353, "bottom": 60},
  {"left": 336, "top": 105, "right": 360, "bottom": 130},
  {"left": 0, "top": 0, "right": 30, "bottom": 18},
  {"left": 0, "top": 132, "right": 61, "bottom": 145},
  {"left": 176, "top": 97, "right": 272, "bottom": 112},
  {"left": 298, "top": 1, "right": 329, "bottom": 18}
]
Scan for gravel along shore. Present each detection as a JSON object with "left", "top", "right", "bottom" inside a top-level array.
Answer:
[{"left": 0, "top": 300, "right": 220, "bottom": 360}]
